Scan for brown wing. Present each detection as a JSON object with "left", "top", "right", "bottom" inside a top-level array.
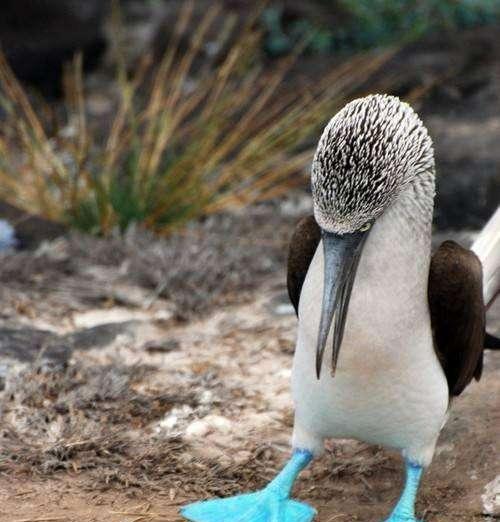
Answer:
[
  {"left": 428, "top": 241, "right": 485, "bottom": 396},
  {"left": 287, "top": 215, "right": 321, "bottom": 316}
]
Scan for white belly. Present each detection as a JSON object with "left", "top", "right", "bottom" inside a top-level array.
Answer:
[{"left": 291, "top": 217, "right": 449, "bottom": 466}]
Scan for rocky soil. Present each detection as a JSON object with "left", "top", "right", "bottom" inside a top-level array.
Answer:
[{"left": 0, "top": 223, "right": 498, "bottom": 522}]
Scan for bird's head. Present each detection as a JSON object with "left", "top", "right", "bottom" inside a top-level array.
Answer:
[{"left": 312, "top": 94, "right": 434, "bottom": 378}]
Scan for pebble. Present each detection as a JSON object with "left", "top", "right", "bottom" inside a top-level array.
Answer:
[
  {"left": 143, "top": 338, "right": 180, "bottom": 353},
  {"left": 204, "top": 414, "right": 233, "bottom": 433},
  {"left": 185, "top": 420, "right": 210, "bottom": 439},
  {"left": 0, "top": 219, "right": 17, "bottom": 251},
  {"left": 199, "top": 390, "right": 214, "bottom": 404},
  {"left": 159, "top": 414, "right": 178, "bottom": 430},
  {"left": 482, "top": 475, "right": 500, "bottom": 516},
  {"left": 157, "top": 405, "right": 193, "bottom": 433},
  {"left": 274, "top": 303, "right": 295, "bottom": 316}
]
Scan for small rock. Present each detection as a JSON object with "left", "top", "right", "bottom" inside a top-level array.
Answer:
[
  {"left": 0, "top": 219, "right": 17, "bottom": 251},
  {"left": 185, "top": 420, "right": 210, "bottom": 439},
  {"left": 157, "top": 405, "right": 194, "bottom": 435},
  {"left": 153, "top": 309, "right": 174, "bottom": 322},
  {"left": 482, "top": 475, "right": 500, "bottom": 516},
  {"left": 143, "top": 338, "right": 180, "bottom": 354},
  {"left": 277, "top": 368, "right": 292, "bottom": 379},
  {"left": 159, "top": 414, "right": 178, "bottom": 431},
  {"left": 199, "top": 390, "right": 213, "bottom": 405},
  {"left": 274, "top": 303, "right": 295, "bottom": 316},
  {"left": 73, "top": 308, "right": 151, "bottom": 328},
  {"left": 111, "top": 284, "right": 152, "bottom": 308},
  {"left": 204, "top": 415, "right": 233, "bottom": 434}
]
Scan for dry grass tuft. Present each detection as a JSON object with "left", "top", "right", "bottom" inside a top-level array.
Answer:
[
  {"left": 0, "top": 360, "right": 395, "bottom": 500},
  {"left": 0, "top": 204, "right": 293, "bottom": 316},
  {"left": 0, "top": 360, "right": 282, "bottom": 495},
  {"left": 0, "top": 2, "right": 394, "bottom": 235}
]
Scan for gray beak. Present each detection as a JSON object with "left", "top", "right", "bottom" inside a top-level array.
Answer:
[{"left": 316, "top": 229, "right": 369, "bottom": 379}]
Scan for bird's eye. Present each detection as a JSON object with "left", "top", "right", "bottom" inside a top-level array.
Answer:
[{"left": 359, "top": 222, "right": 372, "bottom": 232}]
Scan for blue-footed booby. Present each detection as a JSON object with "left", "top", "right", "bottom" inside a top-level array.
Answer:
[{"left": 181, "top": 94, "right": 500, "bottom": 522}]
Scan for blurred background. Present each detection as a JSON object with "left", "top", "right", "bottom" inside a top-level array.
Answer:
[
  {"left": 0, "top": 2, "right": 499, "bottom": 521},
  {"left": 1, "top": 0, "right": 499, "bottom": 244}
]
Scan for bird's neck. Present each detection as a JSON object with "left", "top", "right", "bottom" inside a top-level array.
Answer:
[
  {"left": 358, "top": 170, "right": 435, "bottom": 305},
  {"left": 391, "top": 169, "right": 435, "bottom": 240}
]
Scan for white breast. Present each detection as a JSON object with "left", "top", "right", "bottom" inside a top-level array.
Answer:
[{"left": 291, "top": 192, "right": 449, "bottom": 467}]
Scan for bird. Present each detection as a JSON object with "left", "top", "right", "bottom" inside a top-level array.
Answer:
[{"left": 181, "top": 94, "right": 500, "bottom": 522}]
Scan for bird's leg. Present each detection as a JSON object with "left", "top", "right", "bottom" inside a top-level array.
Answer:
[
  {"left": 384, "top": 460, "right": 424, "bottom": 522},
  {"left": 265, "top": 449, "right": 314, "bottom": 499},
  {"left": 181, "top": 448, "right": 316, "bottom": 522}
]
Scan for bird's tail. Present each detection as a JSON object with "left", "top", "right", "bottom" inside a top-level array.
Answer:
[{"left": 472, "top": 207, "right": 500, "bottom": 348}]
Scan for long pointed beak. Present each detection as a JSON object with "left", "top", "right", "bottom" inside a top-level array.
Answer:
[{"left": 316, "top": 229, "right": 369, "bottom": 379}]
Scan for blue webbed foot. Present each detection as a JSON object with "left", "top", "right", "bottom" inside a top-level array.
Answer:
[
  {"left": 181, "top": 449, "right": 315, "bottom": 522},
  {"left": 181, "top": 487, "right": 316, "bottom": 522}
]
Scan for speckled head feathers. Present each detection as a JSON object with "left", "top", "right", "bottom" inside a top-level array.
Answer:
[{"left": 311, "top": 94, "right": 435, "bottom": 234}]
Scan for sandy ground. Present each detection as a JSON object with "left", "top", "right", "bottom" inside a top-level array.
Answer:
[{"left": 0, "top": 267, "right": 498, "bottom": 522}]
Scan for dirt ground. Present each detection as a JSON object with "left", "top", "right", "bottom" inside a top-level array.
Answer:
[{"left": 0, "top": 249, "right": 498, "bottom": 522}]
